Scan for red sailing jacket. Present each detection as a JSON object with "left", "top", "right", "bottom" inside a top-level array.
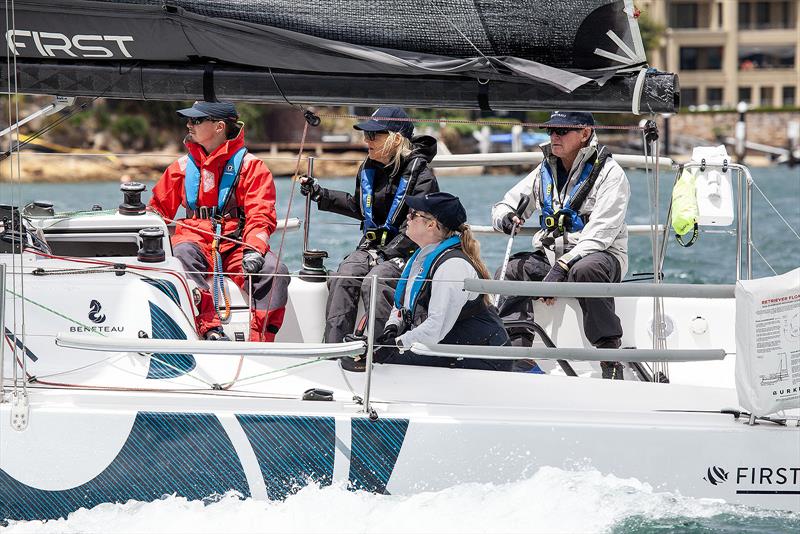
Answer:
[{"left": 149, "top": 126, "right": 276, "bottom": 255}]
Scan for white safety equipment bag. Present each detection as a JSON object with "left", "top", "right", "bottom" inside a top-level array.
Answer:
[
  {"left": 735, "top": 267, "right": 800, "bottom": 417},
  {"left": 689, "top": 145, "right": 735, "bottom": 227}
]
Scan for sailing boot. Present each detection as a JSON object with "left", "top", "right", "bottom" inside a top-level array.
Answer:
[
  {"left": 340, "top": 333, "right": 367, "bottom": 373},
  {"left": 204, "top": 327, "right": 230, "bottom": 341},
  {"left": 596, "top": 337, "right": 624, "bottom": 380}
]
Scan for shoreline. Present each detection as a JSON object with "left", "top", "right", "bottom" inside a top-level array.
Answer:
[{"left": 0, "top": 150, "right": 784, "bottom": 184}]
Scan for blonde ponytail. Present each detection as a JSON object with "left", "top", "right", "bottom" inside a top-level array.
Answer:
[{"left": 453, "top": 224, "right": 493, "bottom": 306}]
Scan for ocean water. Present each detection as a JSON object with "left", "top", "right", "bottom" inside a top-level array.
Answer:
[
  {"left": 4, "top": 467, "right": 799, "bottom": 534},
  {"left": 2, "top": 164, "right": 798, "bottom": 282},
  {"left": 1, "top": 164, "right": 799, "bottom": 532}
]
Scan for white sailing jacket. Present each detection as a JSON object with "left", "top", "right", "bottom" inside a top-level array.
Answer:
[{"left": 491, "top": 134, "right": 630, "bottom": 276}]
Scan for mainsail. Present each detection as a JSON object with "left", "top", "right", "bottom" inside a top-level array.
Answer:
[{"left": 1, "top": 0, "right": 678, "bottom": 112}]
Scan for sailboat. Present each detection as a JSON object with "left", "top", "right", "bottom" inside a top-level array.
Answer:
[{"left": 1, "top": 0, "right": 798, "bottom": 522}]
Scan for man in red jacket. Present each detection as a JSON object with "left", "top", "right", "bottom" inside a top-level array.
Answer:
[{"left": 149, "top": 101, "right": 289, "bottom": 341}]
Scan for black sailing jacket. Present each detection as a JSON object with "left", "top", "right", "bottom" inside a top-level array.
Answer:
[{"left": 316, "top": 135, "right": 440, "bottom": 260}]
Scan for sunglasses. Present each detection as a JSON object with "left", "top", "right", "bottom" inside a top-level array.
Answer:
[
  {"left": 363, "top": 130, "right": 389, "bottom": 141},
  {"left": 546, "top": 127, "right": 578, "bottom": 137},
  {"left": 409, "top": 209, "right": 435, "bottom": 222},
  {"left": 188, "top": 117, "right": 224, "bottom": 125}
]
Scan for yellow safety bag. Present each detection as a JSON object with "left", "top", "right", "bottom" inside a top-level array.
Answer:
[{"left": 671, "top": 169, "right": 699, "bottom": 247}]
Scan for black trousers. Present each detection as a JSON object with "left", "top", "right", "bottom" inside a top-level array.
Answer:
[
  {"left": 324, "top": 249, "right": 403, "bottom": 343},
  {"left": 496, "top": 250, "right": 623, "bottom": 346}
]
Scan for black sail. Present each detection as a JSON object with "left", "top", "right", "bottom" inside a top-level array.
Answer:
[{"left": 0, "top": 0, "right": 678, "bottom": 112}]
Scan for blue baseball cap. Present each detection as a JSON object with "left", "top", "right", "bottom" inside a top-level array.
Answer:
[
  {"left": 177, "top": 101, "right": 239, "bottom": 120},
  {"left": 543, "top": 111, "right": 594, "bottom": 128},
  {"left": 405, "top": 192, "right": 467, "bottom": 231},
  {"left": 354, "top": 107, "right": 414, "bottom": 139}
]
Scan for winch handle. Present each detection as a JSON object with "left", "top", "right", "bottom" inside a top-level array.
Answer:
[{"left": 514, "top": 194, "right": 530, "bottom": 219}]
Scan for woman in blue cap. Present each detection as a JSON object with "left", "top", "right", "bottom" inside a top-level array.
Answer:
[
  {"left": 300, "top": 107, "right": 439, "bottom": 344},
  {"left": 374, "top": 192, "right": 511, "bottom": 371}
]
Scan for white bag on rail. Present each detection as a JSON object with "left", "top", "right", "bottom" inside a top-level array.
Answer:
[{"left": 735, "top": 267, "right": 800, "bottom": 417}]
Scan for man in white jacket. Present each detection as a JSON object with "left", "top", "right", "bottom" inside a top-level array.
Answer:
[{"left": 491, "top": 111, "right": 629, "bottom": 379}]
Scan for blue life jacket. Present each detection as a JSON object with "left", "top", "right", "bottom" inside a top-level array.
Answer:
[
  {"left": 539, "top": 146, "right": 611, "bottom": 234},
  {"left": 359, "top": 163, "right": 412, "bottom": 240},
  {"left": 394, "top": 235, "right": 461, "bottom": 312},
  {"left": 184, "top": 147, "right": 247, "bottom": 214}
]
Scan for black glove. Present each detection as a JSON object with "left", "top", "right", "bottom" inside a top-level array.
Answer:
[
  {"left": 542, "top": 262, "right": 569, "bottom": 284},
  {"left": 299, "top": 175, "right": 322, "bottom": 201},
  {"left": 377, "top": 324, "right": 399, "bottom": 346},
  {"left": 539, "top": 262, "right": 569, "bottom": 301},
  {"left": 500, "top": 212, "right": 518, "bottom": 235},
  {"left": 242, "top": 251, "right": 265, "bottom": 274}
]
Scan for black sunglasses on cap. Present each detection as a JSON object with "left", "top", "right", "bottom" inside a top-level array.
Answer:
[
  {"left": 363, "top": 130, "right": 389, "bottom": 141},
  {"left": 546, "top": 127, "right": 579, "bottom": 137},
  {"left": 188, "top": 117, "right": 225, "bottom": 125}
]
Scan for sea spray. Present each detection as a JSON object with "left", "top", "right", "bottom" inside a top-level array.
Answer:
[{"left": 5, "top": 467, "right": 797, "bottom": 534}]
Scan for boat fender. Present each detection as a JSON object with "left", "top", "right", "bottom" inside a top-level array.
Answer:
[
  {"left": 670, "top": 166, "right": 699, "bottom": 247},
  {"left": 302, "top": 388, "right": 333, "bottom": 401}
]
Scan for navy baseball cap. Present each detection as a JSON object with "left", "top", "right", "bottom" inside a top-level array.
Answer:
[
  {"left": 177, "top": 101, "right": 239, "bottom": 120},
  {"left": 543, "top": 111, "right": 594, "bottom": 128},
  {"left": 354, "top": 107, "right": 414, "bottom": 139},
  {"left": 405, "top": 192, "right": 467, "bottom": 231}
]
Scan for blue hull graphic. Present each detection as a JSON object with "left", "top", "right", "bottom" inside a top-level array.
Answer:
[{"left": 0, "top": 412, "right": 409, "bottom": 521}]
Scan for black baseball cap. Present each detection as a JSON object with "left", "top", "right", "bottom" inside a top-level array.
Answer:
[
  {"left": 542, "top": 111, "right": 594, "bottom": 128},
  {"left": 405, "top": 192, "right": 467, "bottom": 231},
  {"left": 177, "top": 101, "right": 239, "bottom": 120},
  {"left": 354, "top": 107, "right": 414, "bottom": 139}
]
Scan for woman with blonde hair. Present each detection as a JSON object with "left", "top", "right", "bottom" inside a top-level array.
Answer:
[
  {"left": 300, "top": 107, "right": 439, "bottom": 344},
  {"left": 375, "top": 192, "right": 512, "bottom": 371}
]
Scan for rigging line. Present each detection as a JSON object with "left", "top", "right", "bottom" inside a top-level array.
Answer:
[
  {"left": 0, "top": 63, "right": 140, "bottom": 160},
  {"left": 750, "top": 180, "right": 800, "bottom": 241},
  {"left": 750, "top": 242, "right": 777, "bottom": 276},
  {"left": 267, "top": 66, "right": 305, "bottom": 111},
  {"left": 259, "top": 116, "right": 310, "bottom": 340},
  {"left": 5, "top": 0, "right": 24, "bottom": 391},
  {"left": 224, "top": 355, "right": 332, "bottom": 388},
  {"left": 424, "top": 0, "right": 500, "bottom": 75}
]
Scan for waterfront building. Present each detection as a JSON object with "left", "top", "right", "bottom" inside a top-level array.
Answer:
[{"left": 640, "top": 0, "right": 799, "bottom": 109}]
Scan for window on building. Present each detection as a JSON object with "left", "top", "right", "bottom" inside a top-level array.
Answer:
[
  {"left": 739, "top": 1, "right": 796, "bottom": 29},
  {"left": 680, "top": 46, "right": 723, "bottom": 70},
  {"left": 738, "top": 87, "right": 753, "bottom": 105},
  {"left": 670, "top": 2, "right": 699, "bottom": 28},
  {"left": 739, "top": 45, "right": 796, "bottom": 69},
  {"left": 783, "top": 86, "right": 796, "bottom": 107},
  {"left": 755, "top": 2, "right": 770, "bottom": 27},
  {"left": 760, "top": 86, "right": 774, "bottom": 107},
  {"left": 682, "top": 87, "right": 699, "bottom": 108},
  {"left": 738, "top": 2, "right": 751, "bottom": 28},
  {"left": 707, "top": 87, "right": 724, "bottom": 106}
]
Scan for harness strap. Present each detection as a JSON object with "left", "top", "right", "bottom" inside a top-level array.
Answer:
[
  {"left": 394, "top": 235, "right": 461, "bottom": 317},
  {"left": 360, "top": 158, "right": 420, "bottom": 240},
  {"left": 539, "top": 146, "right": 612, "bottom": 238},
  {"left": 184, "top": 146, "right": 247, "bottom": 213}
]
